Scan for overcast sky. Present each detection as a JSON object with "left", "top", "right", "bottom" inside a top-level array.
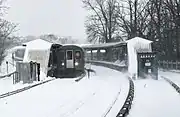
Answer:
[{"left": 4, "top": 0, "right": 87, "bottom": 41}]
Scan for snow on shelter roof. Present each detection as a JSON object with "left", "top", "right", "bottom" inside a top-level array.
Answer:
[
  {"left": 126, "top": 37, "right": 153, "bottom": 79},
  {"left": 126, "top": 37, "right": 153, "bottom": 53},
  {"left": 81, "top": 41, "right": 127, "bottom": 49},
  {"left": 23, "top": 39, "right": 53, "bottom": 50},
  {"left": 126, "top": 37, "right": 153, "bottom": 44}
]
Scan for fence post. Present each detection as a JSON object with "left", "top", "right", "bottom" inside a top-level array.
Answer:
[
  {"left": 162, "top": 60, "right": 165, "bottom": 69},
  {"left": 176, "top": 61, "right": 178, "bottom": 70},
  {"left": 6, "top": 61, "right": 8, "bottom": 74},
  {"left": 160, "top": 61, "right": 162, "bottom": 68},
  {"left": 37, "top": 63, "right": 40, "bottom": 81},
  {"left": 171, "top": 61, "right": 173, "bottom": 69},
  {"left": 166, "top": 60, "right": 169, "bottom": 69},
  {"left": 158, "top": 60, "right": 160, "bottom": 68}
]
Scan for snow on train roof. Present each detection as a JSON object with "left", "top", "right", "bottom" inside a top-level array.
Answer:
[
  {"left": 80, "top": 41, "right": 126, "bottom": 49},
  {"left": 23, "top": 39, "right": 53, "bottom": 50},
  {"left": 63, "top": 43, "right": 92, "bottom": 47},
  {"left": 11, "top": 46, "right": 26, "bottom": 52}
]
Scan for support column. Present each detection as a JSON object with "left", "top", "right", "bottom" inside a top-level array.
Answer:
[
  {"left": 97, "top": 49, "right": 100, "bottom": 61},
  {"left": 91, "top": 50, "right": 93, "bottom": 60}
]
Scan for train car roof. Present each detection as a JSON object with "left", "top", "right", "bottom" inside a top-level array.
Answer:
[
  {"left": 80, "top": 41, "right": 127, "bottom": 49},
  {"left": 61, "top": 44, "right": 84, "bottom": 50},
  {"left": 63, "top": 43, "right": 92, "bottom": 47}
]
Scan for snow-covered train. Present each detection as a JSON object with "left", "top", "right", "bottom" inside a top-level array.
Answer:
[
  {"left": 47, "top": 44, "right": 85, "bottom": 78},
  {"left": 81, "top": 37, "right": 157, "bottom": 79},
  {"left": 12, "top": 39, "right": 85, "bottom": 78}
]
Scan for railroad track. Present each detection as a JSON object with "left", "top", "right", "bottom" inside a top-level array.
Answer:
[
  {"left": 0, "top": 79, "right": 55, "bottom": 99},
  {"left": 87, "top": 61, "right": 134, "bottom": 117},
  {"left": 116, "top": 78, "right": 134, "bottom": 117},
  {"left": 161, "top": 76, "right": 180, "bottom": 94},
  {"left": 75, "top": 72, "right": 87, "bottom": 82},
  {"left": 0, "top": 72, "right": 87, "bottom": 99}
]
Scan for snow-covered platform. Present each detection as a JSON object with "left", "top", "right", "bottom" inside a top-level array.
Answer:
[
  {"left": 159, "top": 70, "right": 180, "bottom": 86},
  {"left": 0, "top": 65, "right": 129, "bottom": 117},
  {"left": 127, "top": 78, "right": 180, "bottom": 117}
]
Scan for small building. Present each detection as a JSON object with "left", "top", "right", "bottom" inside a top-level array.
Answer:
[
  {"left": 23, "top": 39, "right": 53, "bottom": 75},
  {"left": 82, "top": 37, "right": 157, "bottom": 79}
]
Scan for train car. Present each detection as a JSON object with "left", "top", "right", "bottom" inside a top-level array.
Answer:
[
  {"left": 48, "top": 45, "right": 85, "bottom": 78},
  {"left": 47, "top": 44, "right": 62, "bottom": 77},
  {"left": 12, "top": 45, "right": 26, "bottom": 61}
]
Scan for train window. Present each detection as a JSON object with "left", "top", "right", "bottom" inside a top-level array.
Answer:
[
  {"left": 67, "top": 50, "right": 73, "bottom": 60},
  {"left": 100, "top": 49, "right": 106, "bottom": 53},
  {"left": 15, "top": 49, "right": 25, "bottom": 58},
  {"left": 75, "top": 51, "right": 81, "bottom": 59}
]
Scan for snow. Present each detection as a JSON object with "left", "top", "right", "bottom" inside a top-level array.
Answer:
[
  {"left": 81, "top": 41, "right": 126, "bottom": 49},
  {"left": 159, "top": 70, "right": 180, "bottom": 86},
  {"left": 114, "top": 60, "right": 126, "bottom": 66},
  {"left": 0, "top": 65, "right": 129, "bottom": 117},
  {"left": 64, "top": 43, "right": 93, "bottom": 47},
  {"left": 127, "top": 37, "right": 152, "bottom": 79},
  {"left": 23, "top": 39, "right": 53, "bottom": 75},
  {"left": 89, "top": 60, "right": 127, "bottom": 67},
  {"left": 23, "top": 39, "right": 53, "bottom": 50},
  {"left": 11, "top": 46, "right": 26, "bottom": 53},
  {"left": 127, "top": 78, "right": 180, "bottom": 117},
  {"left": 0, "top": 48, "right": 54, "bottom": 95},
  {"left": 0, "top": 50, "right": 16, "bottom": 76},
  {"left": 0, "top": 71, "right": 54, "bottom": 96}
]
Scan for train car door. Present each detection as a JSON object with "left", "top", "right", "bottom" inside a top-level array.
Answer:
[{"left": 66, "top": 50, "right": 74, "bottom": 68}]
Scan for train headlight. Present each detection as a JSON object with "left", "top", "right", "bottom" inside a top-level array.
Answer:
[
  {"left": 61, "top": 62, "right": 64, "bottom": 66},
  {"left": 75, "top": 62, "right": 79, "bottom": 66}
]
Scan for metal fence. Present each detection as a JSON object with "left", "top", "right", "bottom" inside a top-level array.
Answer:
[{"left": 158, "top": 60, "right": 180, "bottom": 70}]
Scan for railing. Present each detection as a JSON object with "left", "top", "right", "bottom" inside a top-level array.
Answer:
[
  {"left": 158, "top": 60, "right": 180, "bottom": 70},
  {"left": 86, "top": 60, "right": 128, "bottom": 72},
  {"left": 0, "top": 71, "right": 16, "bottom": 79}
]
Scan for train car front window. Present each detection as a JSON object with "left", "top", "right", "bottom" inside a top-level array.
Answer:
[
  {"left": 67, "top": 51, "right": 73, "bottom": 60},
  {"left": 75, "top": 51, "right": 81, "bottom": 59}
]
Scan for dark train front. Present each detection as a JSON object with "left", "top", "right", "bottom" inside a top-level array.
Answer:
[{"left": 47, "top": 44, "right": 85, "bottom": 78}]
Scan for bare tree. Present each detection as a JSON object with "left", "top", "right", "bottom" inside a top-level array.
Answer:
[
  {"left": 83, "top": 0, "right": 121, "bottom": 43},
  {"left": 116, "top": 0, "right": 150, "bottom": 39},
  {"left": 164, "top": 0, "right": 180, "bottom": 59},
  {"left": 0, "top": 0, "right": 17, "bottom": 65}
]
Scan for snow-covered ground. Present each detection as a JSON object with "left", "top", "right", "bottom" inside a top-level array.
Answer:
[
  {"left": 0, "top": 65, "right": 129, "bottom": 117},
  {"left": 127, "top": 78, "right": 180, "bottom": 117},
  {"left": 159, "top": 70, "right": 180, "bottom": 86},
  {"left": 0, "top": 71, "right": 54, "bottom": 95},
  {"left": 0, "top": 49, "right": 54, "bottom": 95},
  {"left": 0, "top": 50, "right": 16, "bottom": 76}
]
